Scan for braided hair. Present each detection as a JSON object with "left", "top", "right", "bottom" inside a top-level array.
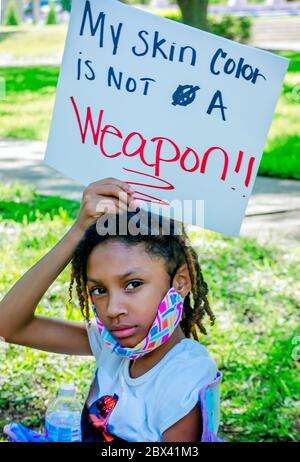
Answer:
[{"left": 68, "top": 209, "right": 215, "bottom": 340}]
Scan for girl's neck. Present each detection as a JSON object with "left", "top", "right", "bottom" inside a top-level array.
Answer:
[{"left": 129, "top": 325, "right": 186, "bottom": 377}]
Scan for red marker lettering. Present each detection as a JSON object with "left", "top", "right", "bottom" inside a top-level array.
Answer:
[
  {"left": 200, "top": 146, "right": 229, "bottom": 181},
  {"left": 99, "top": 124, "right": 122, "bottom": 158}
]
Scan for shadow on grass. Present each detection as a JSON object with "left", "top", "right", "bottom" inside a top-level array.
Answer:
[
  {"left": 0, "top": 194, "right": 80, "bottom": 223},
  {"left": 0, "top": 66, "right": 59, "bottom": 93},
  {"left": 0, "top": 31, "right": 18, "bottom": 43},
  {"left": 277, "top": 51, "right": 300, "bottom": 73},
  {"left": 259, "top": 135, "right": 300, "bottom": 180}
]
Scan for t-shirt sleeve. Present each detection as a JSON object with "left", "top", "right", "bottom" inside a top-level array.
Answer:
[
  {"left": 85, "top": 318, "right": 103, "bottom": 361},
  {"left": 156, "top": 353, "right": 218, "bottom": 435}
]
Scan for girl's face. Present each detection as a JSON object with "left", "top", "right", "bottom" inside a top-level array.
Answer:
[{"left": 86, "top": 240, "right": 172, "bottom": 347}]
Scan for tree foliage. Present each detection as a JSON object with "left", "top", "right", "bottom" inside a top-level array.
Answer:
[
  {"left": 5, "top": 0, "right": 20, "bottom": 26},
  {"left": 61, "top": 0, "right": 72, "bottom": 12}
]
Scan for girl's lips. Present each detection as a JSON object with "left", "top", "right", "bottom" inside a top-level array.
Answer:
[{"left": 110, "top": 326, "right": 137, "bottom": 339}]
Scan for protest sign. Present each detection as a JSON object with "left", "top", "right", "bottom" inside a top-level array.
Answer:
[{"left": 44, "top": 0, "right": 289, "bottom": 236}]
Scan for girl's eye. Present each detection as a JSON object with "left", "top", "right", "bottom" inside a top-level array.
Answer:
[
  {"left": 126, "top": 281, "right": 143, "bottom": 290},
  {"left": 90, "top": 287, "right": 105, "bottom": 296},
  {"left": 90, "top": 281, "right": 142, "bottom": 295}
]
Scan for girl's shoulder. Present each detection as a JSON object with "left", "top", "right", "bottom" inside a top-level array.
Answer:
[
  {"left": 153, "top": 339, "right": 221, "bottom": 437},
  {"left": 164, "top": 338, "right": 218, "bottom": 380},
  {"left": 170, "top": 337, "right": 215, "bottom": 362}
]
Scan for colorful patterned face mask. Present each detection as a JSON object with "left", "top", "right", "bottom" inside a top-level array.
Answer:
[{"left": 91, "top": 287, "right": 184, "bottom": 360}]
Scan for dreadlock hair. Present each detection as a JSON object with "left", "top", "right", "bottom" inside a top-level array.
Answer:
[{"left": 68, "top": 208, "right": 216, "bottom": 340}]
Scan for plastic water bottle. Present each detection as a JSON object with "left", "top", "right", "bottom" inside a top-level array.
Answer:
[{"left": 45, "top": 384, "right": 82, "bottom": 442}]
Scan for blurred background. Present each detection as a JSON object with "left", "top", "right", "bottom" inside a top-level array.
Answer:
[{"left": 0, "top": 0, "right": 299, "bottom": 443}]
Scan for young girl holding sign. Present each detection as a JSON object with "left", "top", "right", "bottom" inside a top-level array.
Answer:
[{"left": 0, "top": 177, "right": 222, "bottom": 443}]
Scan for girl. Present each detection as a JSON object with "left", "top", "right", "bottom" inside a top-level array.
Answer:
[{"left": 0, "top": 177, "right": 222, "bottom": 443}]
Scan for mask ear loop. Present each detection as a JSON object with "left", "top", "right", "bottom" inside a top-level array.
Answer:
[{"left": 169, "top": 265, "right": 187, "bottom": 305}]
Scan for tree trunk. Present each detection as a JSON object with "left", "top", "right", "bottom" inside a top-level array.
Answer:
[
  {"left": 32, "top": 0, "right": 40, "bottom": 24},
  {"left": 15, "top": 0, "right": 23, "bottom": 22},
  {"left": 177, "top": 0, "right": 209, "bottom": 31}
]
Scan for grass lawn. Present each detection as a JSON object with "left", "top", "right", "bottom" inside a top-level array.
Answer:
[
  {"left": 258, "top": 51, "right": 300, "bottom": 180},
  {"left": 0, "top": 182, "right": 299, "bottom": 442},
  {"left": 0, "top": 24, "right": 67, "bottom": 59},
  {"left": 0, "top": 66, "right": 57, "bottom": 139}
]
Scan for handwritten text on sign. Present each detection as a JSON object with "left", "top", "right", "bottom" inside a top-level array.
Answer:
[{"left": 44, "top": 0, "right": 289, "bottom": 236}]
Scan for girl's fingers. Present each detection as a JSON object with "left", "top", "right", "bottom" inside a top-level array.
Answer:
[
  {"left": 94, "top": 198, "right": 118, "bottom": 216},
  {"left": 88, "top": 178, "right": 135, "bottom": 195},
  {"left": 88, "top": 185, "right": 134, "bottom": 207},
  {"left": 94, "top": 195, "right": 138, "bottom": 217},
  {"left": 81, "top": 179, "right": 139, "bottom": 227},
  {"left": 76, "top": 180, "right": 139, "bottom": 232}
]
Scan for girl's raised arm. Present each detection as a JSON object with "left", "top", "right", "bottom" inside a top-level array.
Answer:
[{"left": 0, "top": 178, "right": 135, "bottom": 356}]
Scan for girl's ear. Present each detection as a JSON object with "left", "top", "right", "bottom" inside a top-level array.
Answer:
[{"left": 172, "top": 263, "right": 192, "bottom": 299}]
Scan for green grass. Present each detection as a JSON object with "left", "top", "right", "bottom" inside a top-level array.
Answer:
[
  {"left": 0, "top": 183, "right": 94, "bottom": 442},
  {"left": 0, "top": 24, "right": 67, "bottom": 58},
  {"left": 0, "top": 66, "right": 58, "bottom": 140},
  {"left": 258, "top": 51, "right": 300, "bottom": 180},
  {"left": 0, "top": 182, "right": 299, "bottom": 442}
]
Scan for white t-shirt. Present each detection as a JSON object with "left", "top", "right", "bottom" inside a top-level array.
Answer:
[{"left": 85, "top": 318, "right": 218, "bottom": 442}]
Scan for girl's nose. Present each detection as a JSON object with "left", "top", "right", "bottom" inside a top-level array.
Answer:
[{"left": 106, "top": 298, "right": 128, "bottom": 319}]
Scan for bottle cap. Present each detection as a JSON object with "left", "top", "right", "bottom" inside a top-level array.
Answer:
[{"left": 59, "top": 383, "right": 76, "bottom": 397}]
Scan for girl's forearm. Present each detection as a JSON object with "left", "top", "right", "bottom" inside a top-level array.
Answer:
[{"left": 0, "top": 224, "right": 85, "bottom": 340}]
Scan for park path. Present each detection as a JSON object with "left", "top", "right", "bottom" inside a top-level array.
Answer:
[{"left": 0, "top": 138, "right": 299, "bottom": 244}]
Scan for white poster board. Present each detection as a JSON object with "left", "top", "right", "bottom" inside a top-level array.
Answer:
[{"left": 44, "top": 0, "right": 289, "bottom": 236}]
